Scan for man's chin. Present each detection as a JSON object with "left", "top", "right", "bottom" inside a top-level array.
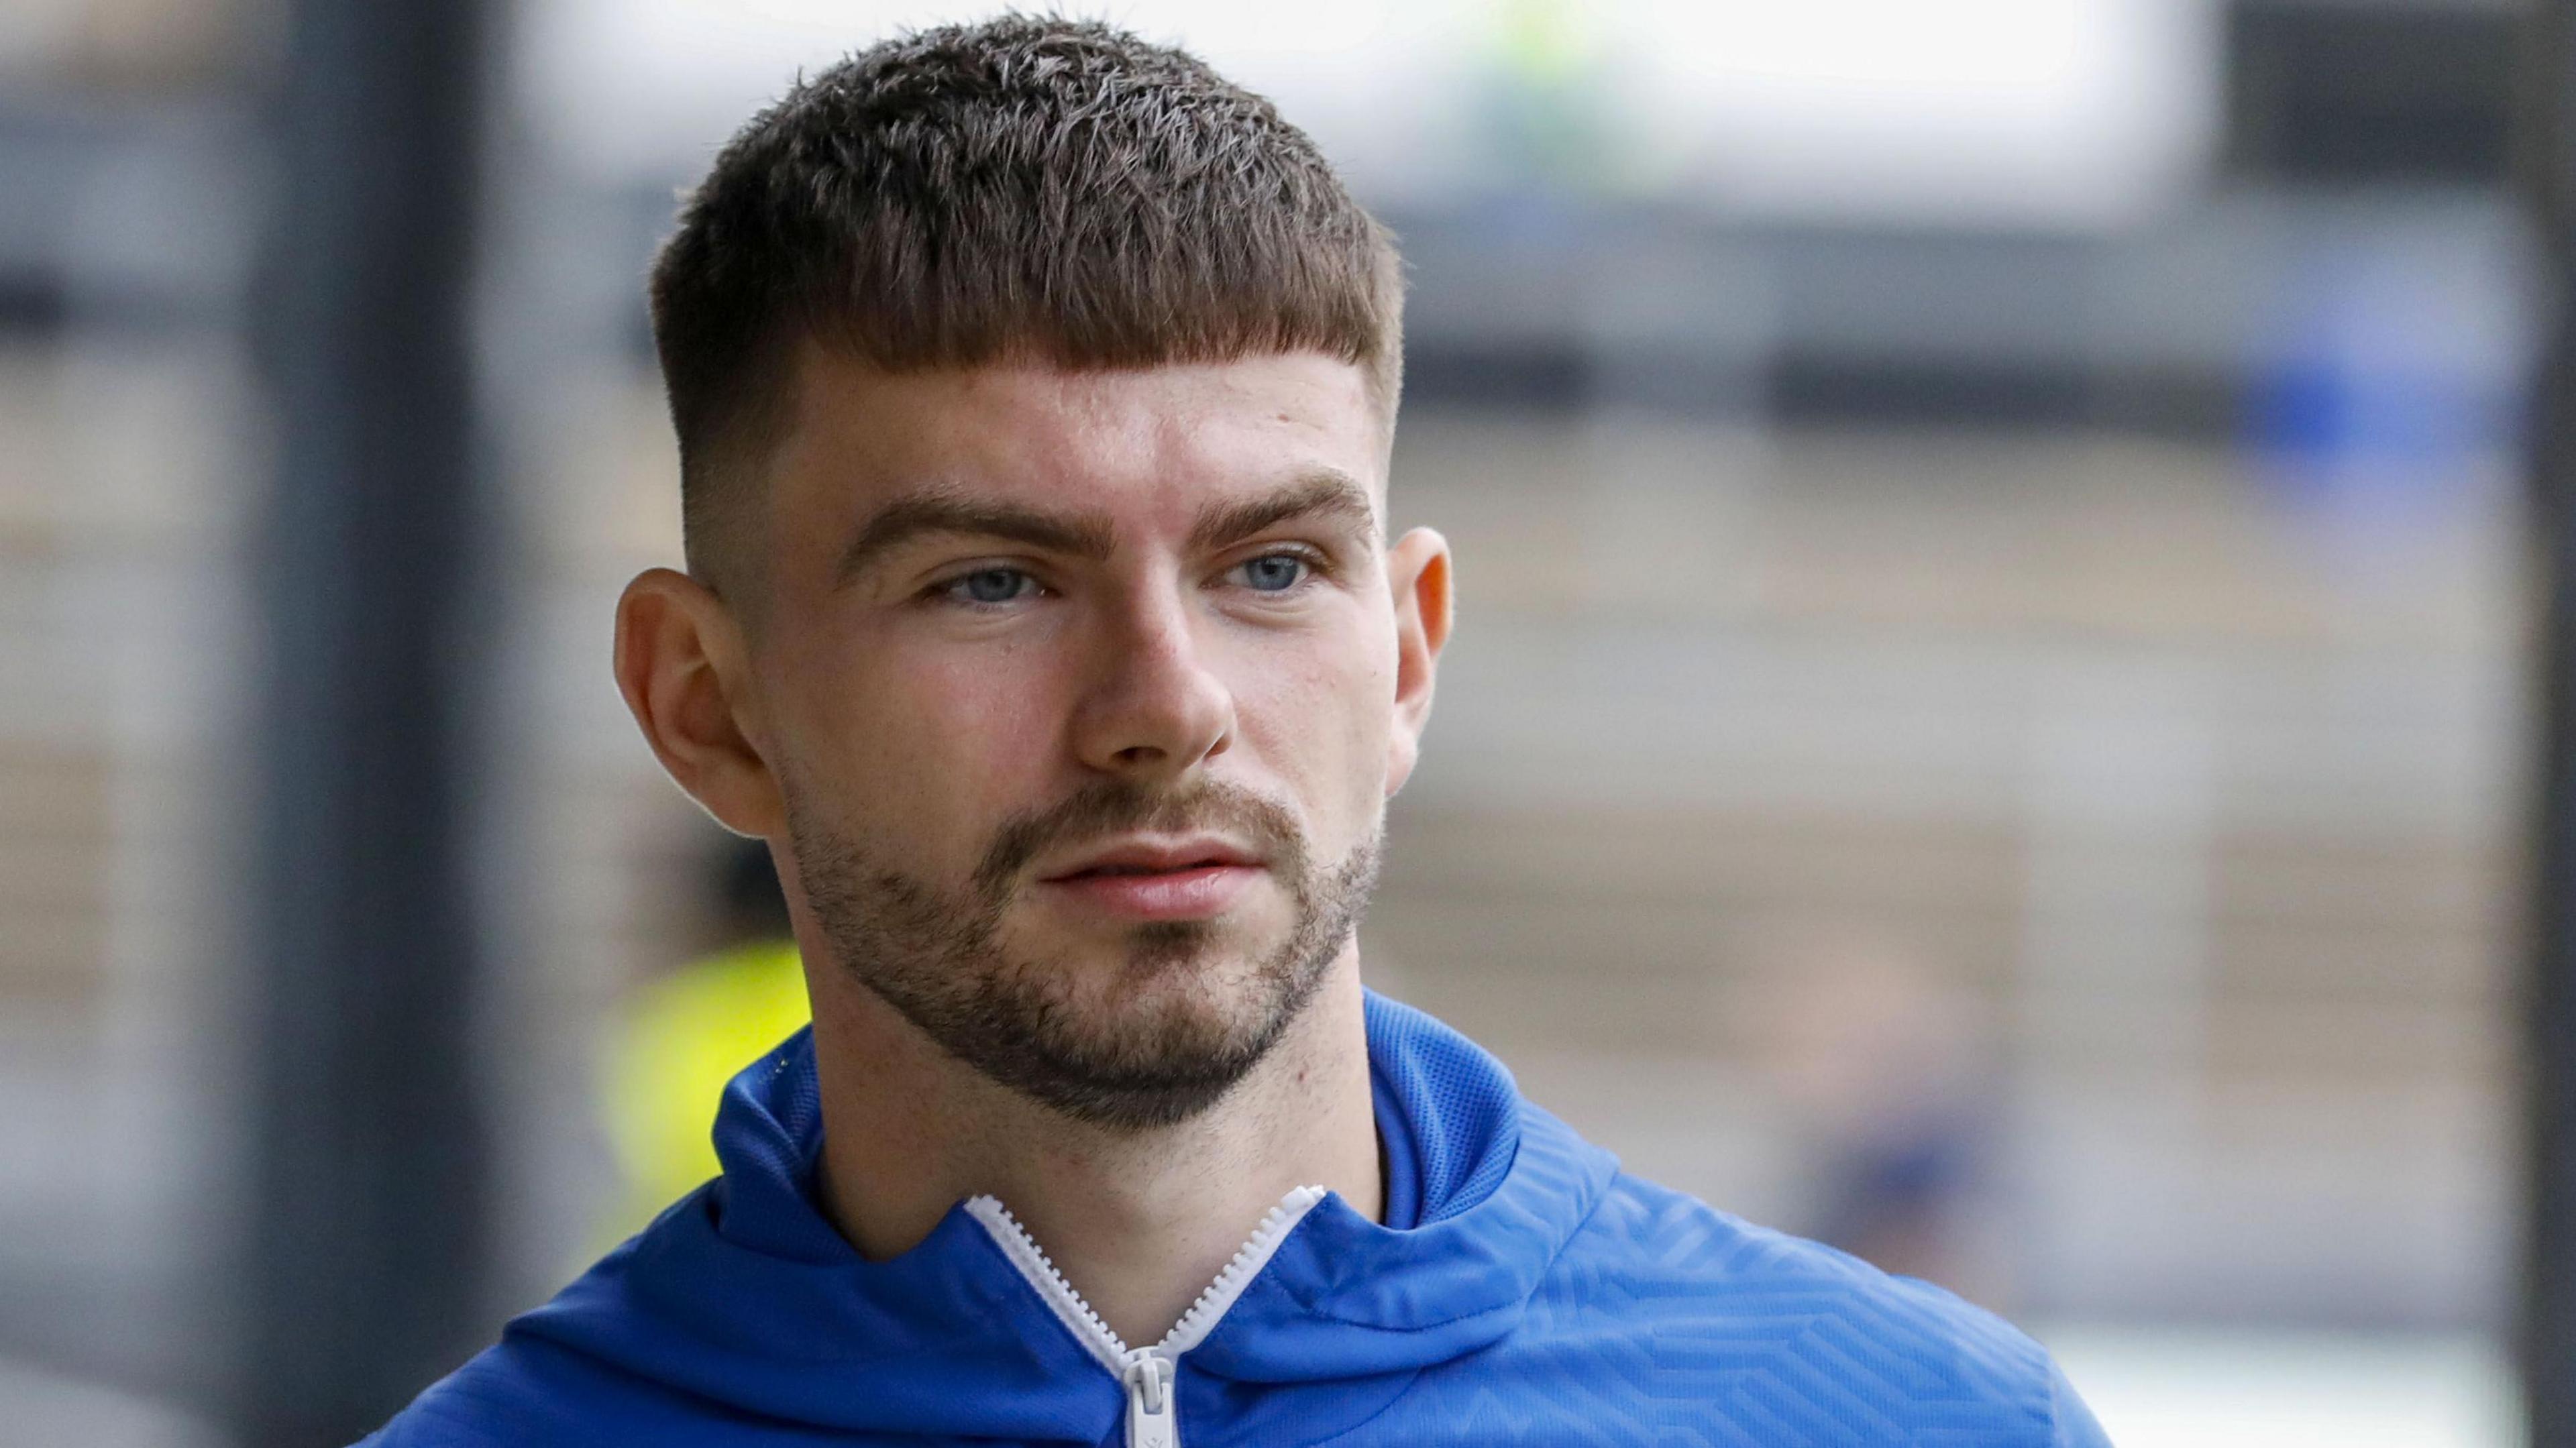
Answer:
[
  {"left": 1007, "top": 935, "right": 1297, "bottom": 1048},
  {"left": 1009, "top": 898, "right": 1291, "bottom": 980},
  {"left": 959, "top": 932, "right": 1330, "bottom": 1131},
  {"left": 972, "top": 977, "right": 1303, "bottom": 1131}
]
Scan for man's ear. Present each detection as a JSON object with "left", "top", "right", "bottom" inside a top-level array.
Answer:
[
  {"left": 1384, "top": 527, "right": 1453, "bottom": 797},
  {"left": 613, "top": 568, "right": 787, "bottom": 837}
]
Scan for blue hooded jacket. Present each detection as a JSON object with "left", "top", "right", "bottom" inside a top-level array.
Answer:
[{"left": 368, "top": 993, "right": 2110, "bottom": 1446}]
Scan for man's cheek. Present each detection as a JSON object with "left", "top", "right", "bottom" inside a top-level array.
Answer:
[
  {"left": 1244, "top": 670, "right": 1375, "bottom": 828},
  {"left": 918, "top": 691, "right": 1065, "bottom": 844},
  {"left": 920, "top": 641, "right": 1061, "bottom": 724}
]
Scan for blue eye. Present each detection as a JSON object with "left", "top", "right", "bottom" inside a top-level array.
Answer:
[
  {"left": 1236, "top": 554, "right": 1308, "bottom": 593},
  {"left": 947, "top": 567, "right": 1034, "bottom": 605}
]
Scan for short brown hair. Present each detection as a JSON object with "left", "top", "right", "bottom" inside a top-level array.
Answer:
[{"left": 647, "top": 15, "right": 1405, "bottom": 600}]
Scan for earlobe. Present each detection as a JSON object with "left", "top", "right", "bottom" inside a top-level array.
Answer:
[
  {"left": 1383, "top": 528, "right": 1453, "bottom": 797},
  {"left": 612, "top": 568, "right": 786, "bottom": 837}
]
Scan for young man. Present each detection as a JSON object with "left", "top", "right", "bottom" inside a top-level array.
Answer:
[{"left": 369, "top": 17, "right": 2109, "bottom": 1446}]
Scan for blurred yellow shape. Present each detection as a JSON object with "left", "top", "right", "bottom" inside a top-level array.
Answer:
[{"left": 600, "top": 939, "right": 810, "bottom": 1244}]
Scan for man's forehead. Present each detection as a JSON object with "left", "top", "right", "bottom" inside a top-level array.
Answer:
[{"left": 779, "top": 344, "right": 1388, "bottom": 508}]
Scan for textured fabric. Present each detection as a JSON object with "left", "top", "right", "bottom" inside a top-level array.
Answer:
[
  {"left": 1368, "top": 1066, "right": 1422, "bottom": 1231},
  {"left": 365, "top": 992, "right": 2112, "bottom": 1447}
]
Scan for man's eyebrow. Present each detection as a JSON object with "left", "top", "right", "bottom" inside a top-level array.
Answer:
[
  {"left": 1188, "top": 470, "right": 1379, "bottom": 553},
  {"left": 833, "top": 490, "right": 1117, "bottom": 586}
]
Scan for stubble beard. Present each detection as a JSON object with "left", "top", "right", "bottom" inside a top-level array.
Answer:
[{"left": 787, "top": 778, "right": 1381, "bottom": 1133}]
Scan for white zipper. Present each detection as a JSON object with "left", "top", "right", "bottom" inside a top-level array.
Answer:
[{"left": 968, "top": 1184, "right": 1327, "bottom": 1448}]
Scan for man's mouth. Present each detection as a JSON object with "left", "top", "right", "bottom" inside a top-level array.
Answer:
[
  {"left": 1037, "top": 838, "right": 1265, "bottom": 920},
  {"left": 1068, "top": 862, "right": 1205, "bottom": 877}
]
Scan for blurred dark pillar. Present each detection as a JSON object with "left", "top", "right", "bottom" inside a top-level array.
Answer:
[
  {"left": 2530, "top": 3, "right": 2576, "bottom": 1443},
  {"left": 242, "top": 0, "right": 492, "bottom": 1442}
]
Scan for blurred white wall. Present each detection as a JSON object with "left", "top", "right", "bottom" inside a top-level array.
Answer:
[{"left": 516, "top": 0, "right": 2219, "bottom": 224}]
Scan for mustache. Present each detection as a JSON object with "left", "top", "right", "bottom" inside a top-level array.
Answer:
[{"left": 973, "top": 779, "right": 1307, "bottom": 896}]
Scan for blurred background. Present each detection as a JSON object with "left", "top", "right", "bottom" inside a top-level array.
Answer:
[{"left": 0, "top": 0, "right": 2554, "bottom": 1442}]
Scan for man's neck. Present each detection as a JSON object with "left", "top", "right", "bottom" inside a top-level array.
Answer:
[{"left": 806, "top": 955, "right": 1382, "bottom": 1349}]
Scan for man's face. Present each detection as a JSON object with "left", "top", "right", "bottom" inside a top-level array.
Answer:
[{"left": 735, "top": 349, "right": 1441, "bottom": 1129}]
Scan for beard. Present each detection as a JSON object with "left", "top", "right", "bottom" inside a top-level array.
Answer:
[{"left": 786, "top": 777, "right": 1380, "bottom": 1132}]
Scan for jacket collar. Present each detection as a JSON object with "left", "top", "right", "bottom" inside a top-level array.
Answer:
[{"left": 511, "top": 991, "right": 1616, "bottom": 1437}]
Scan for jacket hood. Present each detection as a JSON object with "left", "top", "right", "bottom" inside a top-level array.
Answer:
[{"left": 508, "top": 991, "right": 1617, "bottom": 1441}]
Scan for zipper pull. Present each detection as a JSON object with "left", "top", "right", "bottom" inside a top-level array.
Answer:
[{"left": 1123, "top": 1353, "right": 1179, "bottom": 1448}]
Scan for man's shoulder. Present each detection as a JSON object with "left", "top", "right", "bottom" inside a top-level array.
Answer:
[
  {"left": 1493, "top": 1166, "right": 2108, "bottom": 1445},
  {"left": 359, "top": 1335, "right": 591, "bottom": 1448},
  {"left": 357, "top": 1329, "right": 738, "bottom": 1448}
]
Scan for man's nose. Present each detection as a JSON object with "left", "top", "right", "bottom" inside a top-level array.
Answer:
[{"left": 1069, "top": 584, "right": 1236, "bottom": 782}]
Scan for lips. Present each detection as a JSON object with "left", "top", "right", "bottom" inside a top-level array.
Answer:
[
  {"left": 1041, "top": 838, "right": 1259, "bottom": 881},
  {"left": 1036, "top": 837, "right": 1265, "bottom": 921}
]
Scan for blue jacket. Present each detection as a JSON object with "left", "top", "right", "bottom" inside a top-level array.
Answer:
[{"left": 368, "top": 993, "right": 2110, "bottom": 1446}]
